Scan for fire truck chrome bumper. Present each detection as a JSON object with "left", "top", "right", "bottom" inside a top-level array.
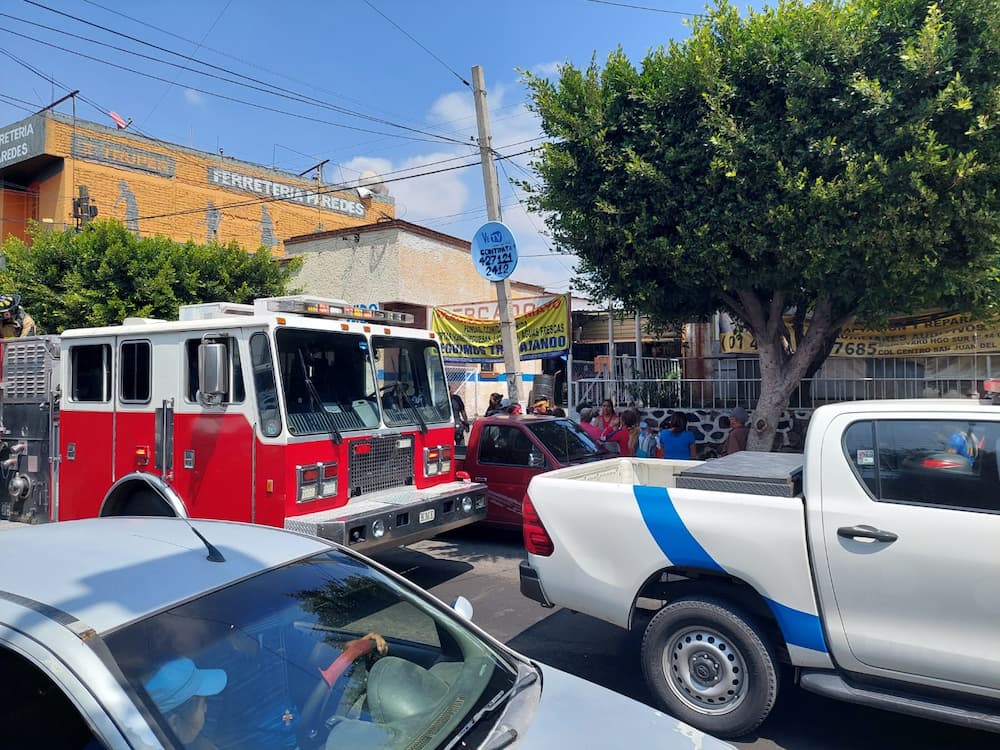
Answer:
[{"left": 284, "top": 480, "right": 488, "bottom": 553}]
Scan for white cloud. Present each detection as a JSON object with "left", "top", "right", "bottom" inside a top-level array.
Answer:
[
  {"left": 183, "top": 88, "right": 204, "bottom": 105},
  {"left": 341, "top": 68, "right": 577, "bottom": 292},
  {"left": 529, "top": 61, "right": 563, "bottom": 78}
]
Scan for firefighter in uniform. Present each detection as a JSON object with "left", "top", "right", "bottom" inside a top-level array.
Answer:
[{"left": 0, "top": 294, "right": 36, "bottom": 338}]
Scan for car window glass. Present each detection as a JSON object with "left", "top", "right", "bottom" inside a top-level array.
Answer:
[
  {"left": 0, "top": 647, "right": 107, "bottom": 749},
  {"left": 70, "top": 344, "right": 111, "bottom": 402},
  {"left": 477, "top": 425, "right": 532, "bottom": 466},
  {"left": 120, "top": 340, "right": 151, "bottom": 403},
  {"left": 842, "top": 420, "right": 877, "bottom": 497},
  {"left": 103, "top": 550, "right": 516, "bottom": 750},
  {"left": 875, "top": 419, "right": 1000, "bottom": 513}
]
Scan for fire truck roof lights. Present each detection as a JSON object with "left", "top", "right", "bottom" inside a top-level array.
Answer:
[{"left": 256, "top": 296, "right": 414, "bottom": 325}]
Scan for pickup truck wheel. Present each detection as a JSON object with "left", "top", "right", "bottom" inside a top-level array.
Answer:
[{"left": 641, "top": 596, "right": 778, "bottom": 739}]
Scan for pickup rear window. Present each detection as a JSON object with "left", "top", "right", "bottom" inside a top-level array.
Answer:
[
  {"left": 526, "top": 419, "right": 604, "bottom": 463},
  {"left": 843, "top": 419, "right": 1000, "bottom": 514}
]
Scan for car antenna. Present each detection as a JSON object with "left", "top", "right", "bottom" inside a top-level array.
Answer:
[{"left": 183, "top": 518, "right": 226, "bottom": 563}]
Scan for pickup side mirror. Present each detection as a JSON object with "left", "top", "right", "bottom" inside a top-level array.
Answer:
[
  {"left": 198, "top": 342, "right": 229, "bottom": 405},
  {"left": 528, "top": 449, "right": 546, "bottom": 469}
]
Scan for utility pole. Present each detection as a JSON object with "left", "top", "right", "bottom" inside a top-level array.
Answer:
[{"left": 472, "top": 65, "right": 522, "bottom": 405}]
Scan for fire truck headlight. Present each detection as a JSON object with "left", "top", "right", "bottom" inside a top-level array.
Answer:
[
  {"left": 297, "top": 465, "right": 321, "bottom": 503},
  {"left": 371, "top": 519, "right": 386, "bottom": 538},
  {"left": 461, "top": 495, "right": 474, "bottom": 513},
  {"left": 424, "top": 447, "right": 441, "bottom": 476}
]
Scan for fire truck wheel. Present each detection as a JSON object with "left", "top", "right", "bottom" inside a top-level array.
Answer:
[{"left": 119, "top": 489, "right": 174, "bottom": 517}]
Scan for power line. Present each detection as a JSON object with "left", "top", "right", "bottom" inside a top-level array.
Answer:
[
  {"left": 79, "top": 0, "right": 436, "bottom": 137},
  {"left": 140, "top": 0, "right": 233, "bottom": 125},
  {"left": 361, "top": 0, "right": 470, "bottom": 88},
  {"left": 584, "top": 0, "right": 705, "bottom": 16},
  {"left": 22, "top": 1, "right": 471, "bottom": 147},
  {"left": 134, "top": 147, "right": 536, "bottom": 222},
  {"left": 0, "top": 26, "right": 465, "bottom": 146}
]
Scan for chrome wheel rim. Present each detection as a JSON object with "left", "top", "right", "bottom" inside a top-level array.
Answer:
[{"left": 662, "top": 625, "right": 748, "bottom": 715}]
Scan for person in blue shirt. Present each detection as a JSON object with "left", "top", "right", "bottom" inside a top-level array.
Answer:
[{"left": 659, "top": 412, "right": 697, "bottom": 459}]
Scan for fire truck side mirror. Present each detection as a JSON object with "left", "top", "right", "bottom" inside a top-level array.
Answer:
[{"left": 198, "top": 343, "right": 229, "bottom": 405}]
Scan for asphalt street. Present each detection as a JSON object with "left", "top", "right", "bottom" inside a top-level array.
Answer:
[{"left": 372, "top": 526, "right": 997, "bottom": 750}]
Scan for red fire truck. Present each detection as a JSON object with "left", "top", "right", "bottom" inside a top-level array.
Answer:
[{"left": 0, "top": 295, "right": 487, "bottom": 551}]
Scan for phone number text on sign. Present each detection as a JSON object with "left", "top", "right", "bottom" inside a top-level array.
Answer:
[{"left": 471, "top": 221, "right": 519, "bottom": 282}]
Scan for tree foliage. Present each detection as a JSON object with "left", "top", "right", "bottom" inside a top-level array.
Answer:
[
  {"left": 524, "top": 0, "right": 1000, "bottom": 446},
  {"left": 0, "top": 220, "right": 301, "bottom": 332}
]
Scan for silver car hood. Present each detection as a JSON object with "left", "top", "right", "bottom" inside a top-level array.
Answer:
[{"left": 514, "top": 663, "right": 734, "bottom": 749}]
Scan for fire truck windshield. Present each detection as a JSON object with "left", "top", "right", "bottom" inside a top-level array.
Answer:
[
  {"left": 372, "top": 336, "right": 451, "bottom": 429},
  {"left": 275, "top": 328, "right": 381, "bottom": 436}
]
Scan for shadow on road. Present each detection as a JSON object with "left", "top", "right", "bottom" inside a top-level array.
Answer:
[
  {"left": 507, "top": 609, "right": 999, "bottom": 750},
  {"left": 370, "top": 545, "right": 473, "bottom": 590},
  {"left": 506, "top": 607, "right": 656, "bottom": 707}
]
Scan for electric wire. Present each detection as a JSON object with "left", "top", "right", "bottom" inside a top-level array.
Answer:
[
  {"left": 0, "top": 25, "right": 467, "bottom": 147},
  {"left": 584, "top": 0, "right": 705, "bottom": 16},
  {"left": 79, "top": 0, "right": 442, "bottom": 138},
  {"left": 133, "top": 147, "right": 536, "bottom": 222},
  {"left": 23, "top": 0, "right": 470, "bottom": 147},
  {"left": 140, "top": 0, "right": 233, "bottom": 125},
  {"left": 361, "top": 0, "right": 470, "bottom": 87}
]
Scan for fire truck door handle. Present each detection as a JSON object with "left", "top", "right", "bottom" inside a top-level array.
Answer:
[{"left": 474, "top": 476, "right": 488, "bottom": 483}]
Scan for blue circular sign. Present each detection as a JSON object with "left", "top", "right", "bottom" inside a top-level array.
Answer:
[{"left": 471, "top": 221, "right": 518, "bottom": 282}]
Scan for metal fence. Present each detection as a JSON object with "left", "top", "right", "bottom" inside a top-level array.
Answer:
[{"left": 570, "top": 353, "right": 998, "bottom": 411}]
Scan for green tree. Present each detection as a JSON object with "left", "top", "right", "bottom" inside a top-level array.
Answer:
[
  {"left": 524, "top": 0, "right": 1000, "bottom": 449},
  {"left": 0, "top": 220, "right": 301, "bottom": 332}
]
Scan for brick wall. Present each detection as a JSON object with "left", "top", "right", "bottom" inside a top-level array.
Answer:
[{"left": 40, "top": 116, "right": 387, "bottom": 251}]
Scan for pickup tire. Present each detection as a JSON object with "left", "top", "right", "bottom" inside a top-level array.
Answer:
[{"left": 641, "top": 596, "right": 778, "bottom": 739}]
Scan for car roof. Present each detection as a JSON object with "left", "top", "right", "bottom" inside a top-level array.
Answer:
[{"left": 0, "top": 518, "right": 330, "bottom": 634}]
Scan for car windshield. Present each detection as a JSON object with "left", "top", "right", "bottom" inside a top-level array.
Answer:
[
  {"left": 526, "top": 418, "right": 605, "bottom": 462},
  {"left": 373, "top": 336, "right": 451, "bottom": 428},
  {"left": 104, "top": 549, "right": 518, "bottom": 750},
  {"left": 274, "top": 328, "right": 381, "bottom": 435}
]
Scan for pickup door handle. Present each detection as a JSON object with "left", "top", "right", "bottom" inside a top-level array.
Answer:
[
  {"left": 837, "top": 524, "right": 898, "bottom": 543},
  {"left": 474, "top": 477, "right": 488, "bottom": 483}
]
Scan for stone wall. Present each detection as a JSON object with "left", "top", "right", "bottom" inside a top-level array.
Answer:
[{"left": 636, "top": 407, "right": 814, "bottom": 456}]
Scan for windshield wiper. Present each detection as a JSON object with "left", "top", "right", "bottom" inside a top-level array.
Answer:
[
  {"left": 391, "top": 383, "right": 428, "bottom": 435},
  {"left": 443, "top": 663, "right": 538, "bottom": 750},
  {"left": 297, "top": 350, "right": 343, "bottom": 445}
]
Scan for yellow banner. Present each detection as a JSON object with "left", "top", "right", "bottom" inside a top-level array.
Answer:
[
  {"left": 432, "top": 295, "right": 570, "bottom": 363},
  {"left": 721, "top": 312, "right": 1000, "bottom": 357}
]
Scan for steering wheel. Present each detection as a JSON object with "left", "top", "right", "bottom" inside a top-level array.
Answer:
[{"left": 297, "top": 634, "right": 387, "bottom": 749}]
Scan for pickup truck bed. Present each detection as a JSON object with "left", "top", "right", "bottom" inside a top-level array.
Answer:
[
  {"left": 520, "top": 400, "right": 1000, "bottom": 738},
  {"left": 522, "top": 455, "right": 827, "bottom": 660}
]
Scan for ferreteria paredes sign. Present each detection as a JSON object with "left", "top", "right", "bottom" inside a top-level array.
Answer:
[{"left": 206, "top": 166, "right": 366, "bottom": 218}]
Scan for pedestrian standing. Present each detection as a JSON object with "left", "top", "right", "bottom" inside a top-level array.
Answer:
[
  {"left": 723, "top": 407, "right": 750, "bottom": 455},
  {"left": 659, "top": 412, "right": 697, "bottom": 459}
]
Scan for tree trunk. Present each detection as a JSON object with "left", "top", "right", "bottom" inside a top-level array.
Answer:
[
  {"left": 744, "top": 300, "right": 845, "bottom": 452},
  {"left": 747, "top": 339, "right": 800, "bottom": 451}
]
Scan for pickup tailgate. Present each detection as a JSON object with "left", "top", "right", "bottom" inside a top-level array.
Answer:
[{"left": 523, "top": 456, "right": 827, "bottom": 657}]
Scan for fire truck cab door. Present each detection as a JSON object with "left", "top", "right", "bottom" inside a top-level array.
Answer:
[{"left": 167, "top": 334, "right": 254, "bottom": 522}]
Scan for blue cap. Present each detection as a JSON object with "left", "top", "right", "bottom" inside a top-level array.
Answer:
[{"left": 145, "top": 658, "right": 227, "bottom": 714}]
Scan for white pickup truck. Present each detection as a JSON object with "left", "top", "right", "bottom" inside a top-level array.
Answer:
[{"left": 519, "top": 400, "right": 1000, "bottom": 738}]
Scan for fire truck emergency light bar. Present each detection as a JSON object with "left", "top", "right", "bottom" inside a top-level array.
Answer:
[{"left": 264, "top": 297, "right": 414, "bottom": 325}]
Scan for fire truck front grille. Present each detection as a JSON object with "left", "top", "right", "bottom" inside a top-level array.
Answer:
[
  {"left": 3, "top": 339, "right": 55, "bottom": 401},
  {"left": 349, "top": 435, "right": 414, "bottom": 497}
]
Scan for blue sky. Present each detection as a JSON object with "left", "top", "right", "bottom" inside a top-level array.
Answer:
[{"left": 0, "top": 0, "right": 710, "bottom": 295}]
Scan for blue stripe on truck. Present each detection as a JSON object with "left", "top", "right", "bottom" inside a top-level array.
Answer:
[
  {"left": 633, "top": 484, "right": 829, "bottom": 654},
  {"left": 763, "top": 597, "right": 829, "bottom": 654},
  {"left": 633, "top": 485, "right": 725, "bottom": 573}
]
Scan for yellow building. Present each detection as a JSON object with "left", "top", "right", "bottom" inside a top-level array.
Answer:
[{"left": 0, "top": 112, "right": 390, "bottom": 249}]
